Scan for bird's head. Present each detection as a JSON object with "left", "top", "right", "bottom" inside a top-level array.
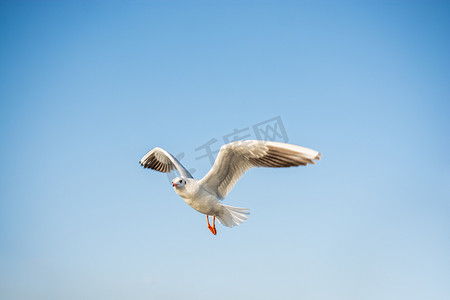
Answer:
[{"left": 172, "top": 177, "right": 186, "bottom": 188}]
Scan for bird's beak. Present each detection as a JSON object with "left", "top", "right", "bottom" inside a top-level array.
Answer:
[{"left": 172, "top": 183, "right": 178, "bottom": 187}]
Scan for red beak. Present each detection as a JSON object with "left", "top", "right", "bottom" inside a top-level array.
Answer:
[{"left": 172, "top": 183, "right": 178, "bottom": 187}]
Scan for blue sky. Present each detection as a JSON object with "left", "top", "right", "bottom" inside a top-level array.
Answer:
[{"left": 1, "top": 1, "right": 449, "bottom": 299}]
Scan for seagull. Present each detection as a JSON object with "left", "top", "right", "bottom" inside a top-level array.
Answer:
[{"left": 139, "top": 140, "right": 321, "bottom": 235}]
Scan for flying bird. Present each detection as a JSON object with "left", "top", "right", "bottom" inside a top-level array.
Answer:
[{"left": 139, "top": 140, "right": 321, "bottom": 235}]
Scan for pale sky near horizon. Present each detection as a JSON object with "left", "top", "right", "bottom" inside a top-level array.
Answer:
[{"left": 1, "top": 1, "right": 449, "bottom": 299}]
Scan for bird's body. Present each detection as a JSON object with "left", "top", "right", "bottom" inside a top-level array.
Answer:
[
  {"left": 174, "top": 178, "right": 220, "bottom": 216},
  {"left": 172, "top": 177, "right": 248, "bottom": 228},
  {"left": 139, "top": 140, "right": 321, "bottom": 235}
]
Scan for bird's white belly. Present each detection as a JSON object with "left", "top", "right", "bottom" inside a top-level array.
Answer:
[{"left": 182, "top": 194, "right": 221, "bottom": 216}]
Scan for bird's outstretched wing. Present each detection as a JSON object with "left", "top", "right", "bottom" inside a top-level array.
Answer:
[
  {"left": 200, "top": 140, "right": 321, "bottom": 199},
  {"left": 139, "top": 147, "right": 193, "bottom": 178}
]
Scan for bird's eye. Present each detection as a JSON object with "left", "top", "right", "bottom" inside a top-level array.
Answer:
[{"left": 179, "top": 180, "right": 182, "bottom": 183}]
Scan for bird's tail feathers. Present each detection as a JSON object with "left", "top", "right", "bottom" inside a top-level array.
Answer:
[{"left": 216, "top": 204, "right": 250, "bottom": 228}]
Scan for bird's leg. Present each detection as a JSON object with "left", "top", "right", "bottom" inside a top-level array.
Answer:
[
  {"left": 207, "top": 215, "right": 217, "bottom": 235},
  {"left": 212, "top": 216, "right": 217, "bottom": 235}
]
